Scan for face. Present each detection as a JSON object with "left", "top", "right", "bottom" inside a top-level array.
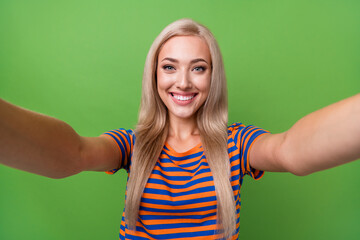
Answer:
[{"left": 157, "top": 35, "right": 212, "bottom": 121}]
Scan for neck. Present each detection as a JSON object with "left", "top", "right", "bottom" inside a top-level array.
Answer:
[{"left": 168, "top": 113, "right": 200, "bottom": 140}]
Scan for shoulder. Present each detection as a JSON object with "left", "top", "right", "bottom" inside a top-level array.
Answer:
[
  {"left": 228, "top": 122, "right": 269, "bottom": 135},
  {"left": 104, "top": 128, "right": 135, "bottom": 137},
  {"left": 228, "top": 122, "right": 270, "bottom": 145},
  {"left": 103, "top": 128, "right": 136, "bottom": 146},
  {"left": 228, "top": 122, "right": 246, "bottom": 134},
  {"left": 227, "top": 122, "right": 248, "bottom": 140}
]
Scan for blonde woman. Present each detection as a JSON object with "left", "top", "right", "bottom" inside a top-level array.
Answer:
[{"left": 0, "top": 19, "right": 359, "bottom": 240}]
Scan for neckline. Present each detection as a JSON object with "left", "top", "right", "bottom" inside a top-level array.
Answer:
[{"left": 164, "top": 142, "right": 202, "bottom": 156}]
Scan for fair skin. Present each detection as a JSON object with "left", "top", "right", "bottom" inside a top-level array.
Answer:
[
  {"left": 156, "top": 36, "right": 211, "bottom": 153},
  {"left": 251, "top": 95, "right": 360, "bottom": 175},
  {"left": 0, "top": 35, "right": 359, "bottom": 178},
  {"left": 153, "top": 35, "right": 360, "bottom": 176}
]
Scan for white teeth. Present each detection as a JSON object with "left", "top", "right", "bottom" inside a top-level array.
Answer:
[{"left": 173, "top": 94, "right": 195, "bottom": 101}]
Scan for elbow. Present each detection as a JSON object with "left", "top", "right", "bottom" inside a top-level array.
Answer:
[
  {"left": 282, "top": 157, "right": 313, "bottom": 177},
  {"left": 277, "top": 134, "right": 312, "bottom": 177},
  {"left": 48, "top": 171, "right": 79, "bottom": 179},
  {"left": 49, "top": 123, "right": 84, "bottom": 179},
  {"left": 280, "top": 153, "right": 312, "bottom": 176},
  {"left": 36, "top": 170, "right": 77, "bottom": 179},
  {"left": 290, "top": 168, "right": 311, "bottom": 177},
  {"left": 46, "top": 168, "right": 82, "bottom": 179},
  {"left": 47, "top": 154, "right": 84, "bottom": 179},
  {"left": 48, "top": 175, "right": 68, "bottom": 180},
  {"left": 48, "top": 170, "right": 82, "bottom": 179}
]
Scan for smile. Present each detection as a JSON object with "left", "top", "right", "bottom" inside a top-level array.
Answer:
[{"left": 170, "top": 92, "right": 198, "bottom": 105}]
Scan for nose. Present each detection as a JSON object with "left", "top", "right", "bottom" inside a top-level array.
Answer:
[{"left": 175, "top": 70, "right": 192, "bottom": 90}]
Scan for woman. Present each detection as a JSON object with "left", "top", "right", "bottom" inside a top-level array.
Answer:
[{"left": 0, "top": 18, "right": 359, "bottom": 240}]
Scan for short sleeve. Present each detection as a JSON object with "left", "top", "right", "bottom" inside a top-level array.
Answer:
[
  {"left": 229, "top": 122, "right": 270, "bottom": 180},
  {"left": 102, "top": 128, "right": 135, "bottom": 174}
]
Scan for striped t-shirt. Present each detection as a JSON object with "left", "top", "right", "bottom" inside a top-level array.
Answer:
[{"left": 104, "top": 122, "right": 269, "bottom": 240}]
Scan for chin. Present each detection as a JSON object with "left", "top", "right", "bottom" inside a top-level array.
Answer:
[{"left": 170, "top": 109, "right": 197, "bottom": 120}]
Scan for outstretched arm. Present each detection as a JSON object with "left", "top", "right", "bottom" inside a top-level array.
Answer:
[
  {"left": 250, "top": 93, "right": 360, "bottom": 176},
  {"left": 0, "top": 98, "right": 119, "bottom": 179}
]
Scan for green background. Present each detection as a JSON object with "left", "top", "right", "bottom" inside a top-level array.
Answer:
[{"left": 0, "top": 0, "right": 359, "bottom": 239}]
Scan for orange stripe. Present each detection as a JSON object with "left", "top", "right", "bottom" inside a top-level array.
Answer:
[
  {"left": 107, "top": 131, "right": 127, "bottom": 166},
  {"left": 134, "top": 220, "right": 218, "bottom": 235},
  {"left": 144, "top": 180, "right": 214, "bottom": 192},
  {"left": 245, "top": 132, "right": 269, "bottom": 178},
  {"left": 106, "top": 123, "right": 267, "bottom": 239},
  {"left": 150, "top": 170, "right": 213, "bottom": 182}
]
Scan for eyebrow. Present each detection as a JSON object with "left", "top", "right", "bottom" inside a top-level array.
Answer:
[{"left": 161, "top": 57, "right": 209, "bottom": 65}]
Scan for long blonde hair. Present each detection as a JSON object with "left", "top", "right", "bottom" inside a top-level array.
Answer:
[{"left": 125, "top": 18, "right": 236, "bottom": 239}]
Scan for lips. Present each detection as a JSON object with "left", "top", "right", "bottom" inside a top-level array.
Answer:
[
  {"left": 170, "top": 92, "right": 198, "bottom": 105},
  {"left": 171, "top": 93, "right": 196, "bottom": 100}
]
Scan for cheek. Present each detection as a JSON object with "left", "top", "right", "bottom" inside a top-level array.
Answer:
[
  {"left": 157, "top": 82, "right": 166, "bottom": 96},
  {"left": 156, "top": 71, "right": 166, "bottom": 92},
  {"left": 157, "top": 72, "right": 174, "bottom": 92},
  {"left": 194, "top": 74, "right": 211, "bottom": 92},
  {"left": 157, "top": 74, "right": 172, "bottom": 102}
]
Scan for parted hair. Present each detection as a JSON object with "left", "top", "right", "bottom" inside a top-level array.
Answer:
[{"left": 125, "top": 18, "right": 236, "bottom": 239}]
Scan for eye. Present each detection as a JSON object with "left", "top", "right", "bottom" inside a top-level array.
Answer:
[
  {"left": 163, "top": 65, "right": 175, "bottom": 71},
  {"left": 193, "top": 66, "right": 206, "bottom": 72}
]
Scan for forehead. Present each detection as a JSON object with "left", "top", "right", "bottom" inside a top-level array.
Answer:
[{"left": 158, "top": 35, "right": 211, "bottom": 63}]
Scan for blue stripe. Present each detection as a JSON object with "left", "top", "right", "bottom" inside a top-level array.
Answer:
[
  {"left": 159, "top": 155, "right": 207, "bottom": 168},
  {"left": 154, "top": 160, "right": 210, "bottom": 173},
  {"left": 140, "top": 211, "right": 216, "bottom": 220},
  {"left": 143, "top": 186, "right": 216, "bottom": 197},
  {"left": 228, "top": 144, "right": 237, "bottom": 155},
  {"left": 230, "top": 161, "right": 240, "bottom": 172},
  {"left": 139, "top": 204, "right": 217, "bottom": 213},
  {"left": 126, "top": 129, "right": 134, "bottom": 170},
  {"left": 136, "top": 219, "right": 218, "bottom": 230},
  {"left": 141, "top": 195, "right": 217, "bottom": 206},
  {"left": 119, "top": 233, "right": 125, "bottom": 240},
  {"left": 229, "top": 153, "right": 240, "bottom": 162},
  {"left": 107, "top": 130, "right": 127, "bottom": 168},
  {"left": 230, "top": 173, "right": 240, "bottom": 182},
  {"left": 147, "top": 176, "right": 214, "bottom": 189},
  {"left": 107, "top": 123, "right": 268, "bottom": 239},
  {"left": 241, "top": 126, "right": 257, "bottom": 175},
  {"left": 151, "top": 168, "right": 211, "bottom": 181},
  {"left": 234, "top": 128, "right": 241, "bottom": 147},
  {"left": 162, "top": 151, "right": 204, "bottom": 161},
  {"left": 124, "top": 233, "right": 149, "bottom": 240},
  {"left": 129, "top": 225, "right": 219, "bottom": 240},
  {"left": 242, "top": 126, "right": 267, "bottom": 176}
]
